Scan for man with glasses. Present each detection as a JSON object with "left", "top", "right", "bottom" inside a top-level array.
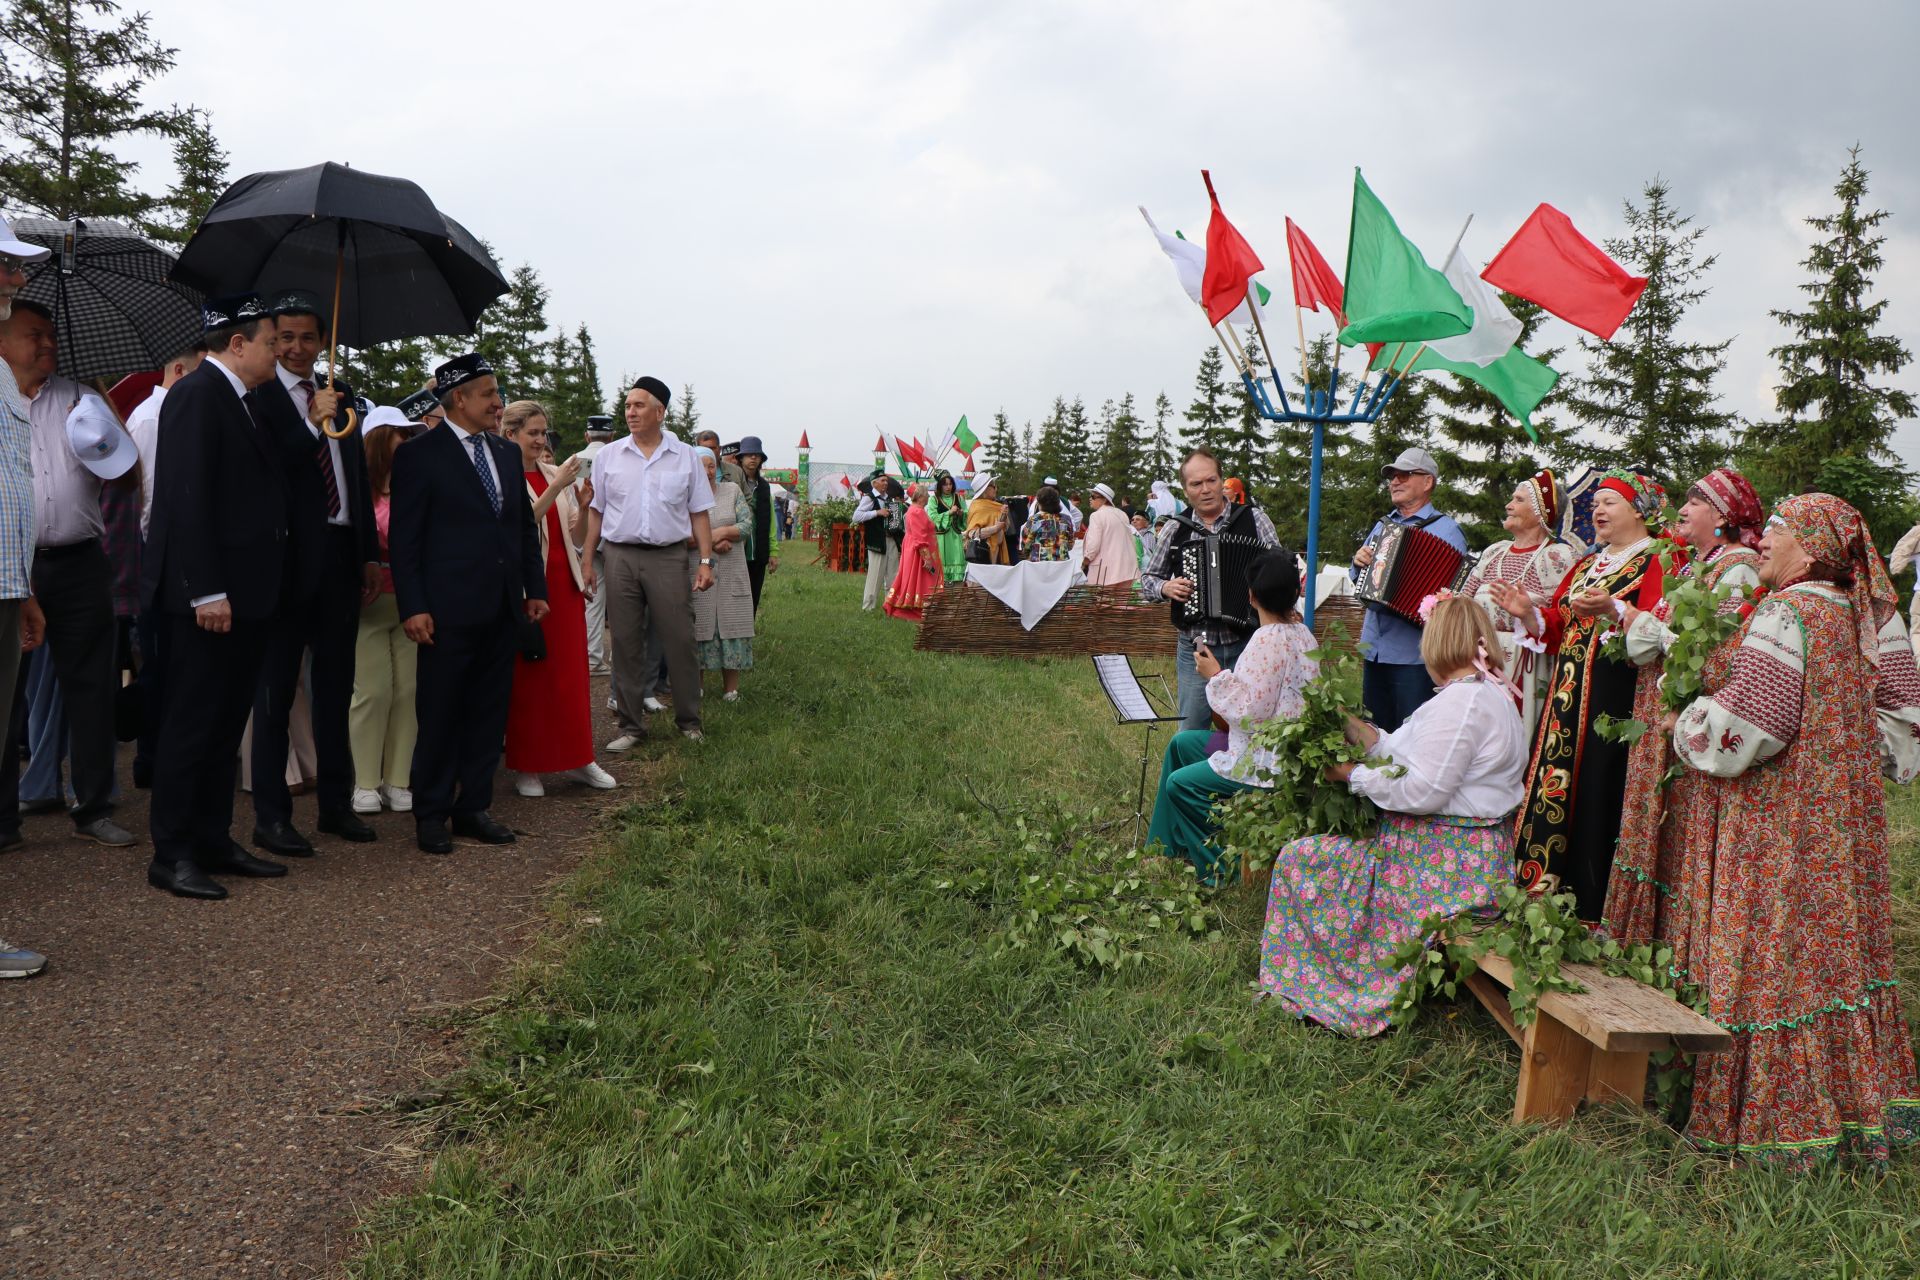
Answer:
[
  {"left": 1140, "top": 447, "right": 1282, "bottom": 730},
  {"left": 1350, "top": 447, "right": 1467, "bottom": 731}
]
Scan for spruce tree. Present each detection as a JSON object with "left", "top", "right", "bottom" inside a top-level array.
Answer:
[
  {"left": 667, "top": 384, "right": 701, "bottom": 437},
  {"left": 471, "top": 264, "right": 553, "bottom": 403},
  {"left": 572, "top": 325, "right": 603, "bottom": 418},
  {"left": 1030, "top": 397, "right": 1072, "bottom": 493},
  {"left": 347, "top": 337, "right": 436, "bottom": 405},
  {"left": 1015, "top": 422, "right": 1037, "bottom": 495},
  {"left": 0, "top": 0, "right": 191, "bottom": 221},
  {"left": 1220, "top": 328, "right": 1272, "bottom": 504},
  {"left": 1148, "top": 391, "right": 1177, "bottom": 487},
  {"left": 1740, "top": 147, "right": 1916, "bottom": 541},
  {"left": 1558, "top": 179, "right": 1735, "bottom": 487},
  {"left": 1183, "top": 344, "right": 1232, "bottom": 454},
  {"left": 984, "top": 409, "right": 1020, "bottom": 486},
  {"left": 148, "top": 106, "right": 225, "bottom": 245},
  {"left": 1429, "top": 298, "right": 1565, "bottom": 547},
  {"left": 1095, "top": 392, "right": 1145, "bottom": 505},
  {"left": 1060, "top": 396, "right": 1093, "bottom": 493}
]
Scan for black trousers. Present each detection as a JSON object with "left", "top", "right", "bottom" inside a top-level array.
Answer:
[
  {"left": 148, "top": 614, "right": 271, "bottom": 867},
  {"left": 409, "top": 606, "right": 516, "bottom": 827},
  {"left": 251, "top": 525, "right": 361, "bottom": 826},
  {"left": 747, "top": 558, "right": 767, "bottom": 614},
  {"left": 133, "top": 603, "right": 168, "bottom": 778},
  {"left": 0, "top": 540, "right": 117, "bottom": 830}
]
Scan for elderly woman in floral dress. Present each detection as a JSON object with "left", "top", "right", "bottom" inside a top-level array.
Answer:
[
  {"left": 1664, "top": 493, "right": 1920, "bottom": 1165},
  {"left": 1603, "top": 467, "right": 1763, "bottom": 961},
  {"left": 1461, "top": 468, "right": 1577, "bottom": 742}
]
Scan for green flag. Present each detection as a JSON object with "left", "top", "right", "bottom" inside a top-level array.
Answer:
[
  {"left": 1339, "top": 170, "right": 1472, "bottom": 347},
  {"left": 1371, "top": 343, "right": 1561, "bottom": 434},
  {"left": 953, "top": 414, "right": 979, "bottom": 455}
]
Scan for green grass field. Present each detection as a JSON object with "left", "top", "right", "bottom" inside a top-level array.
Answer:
[{"left": 352, "top": 559, "right": 1920, "bottom": 1279}]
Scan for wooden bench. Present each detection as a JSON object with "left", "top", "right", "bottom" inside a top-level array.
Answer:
[{"left": 1463, "top": 953, "right": 1733, "bottom": 1124}]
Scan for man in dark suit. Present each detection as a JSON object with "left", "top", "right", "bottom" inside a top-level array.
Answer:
[
  {"left": 389, "top": 353, "right": 547, "bottom": 854},
  {"left": 246, "top": 289, "right": 382, "bottom": 856},
  {"left": 142, "top": 295, "right": 297, "bottom": 898}
]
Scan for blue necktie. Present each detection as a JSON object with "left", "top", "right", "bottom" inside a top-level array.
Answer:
[{"left": 469, "top": 434, "right": 500, "bottom": 514}]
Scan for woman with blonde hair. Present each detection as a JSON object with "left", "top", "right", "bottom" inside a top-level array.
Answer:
[
  {"left": 1258, "top": 592, "right": 1528, "bottom": 1036},
  {"left": 501, "top": 401, "right": 617, "bottom": 797},
  {"left": 348, "top": 416, "right": 418, "bottom": 813}
]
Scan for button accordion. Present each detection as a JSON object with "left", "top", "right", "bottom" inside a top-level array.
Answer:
[
  {"left": 1170, "top": 515, "right": 1267, "bottom": 632},
  {"left": 1355, "top": 520, "right": 1470, "bottom": 624}
]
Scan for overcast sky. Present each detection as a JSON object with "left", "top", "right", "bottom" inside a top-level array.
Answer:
[{"left": 114, "top": 0, "right": 1919, "bottom": 470}]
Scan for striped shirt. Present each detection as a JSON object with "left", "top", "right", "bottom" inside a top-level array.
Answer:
[{"left": 0, "top": 361, "right": 35, "bottom": 599}]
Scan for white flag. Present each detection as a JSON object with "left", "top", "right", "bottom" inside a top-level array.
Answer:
[
  {"left": 1429, "top": 242, "right": 1523, "bottom": 367},
  {"left": 1141, "top": 207, "right": 1268, "bottom": 328}
]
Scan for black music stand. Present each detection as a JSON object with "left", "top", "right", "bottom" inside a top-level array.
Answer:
[{"left": 1092, "top": 654, "right": 1184, "bottom": 850}]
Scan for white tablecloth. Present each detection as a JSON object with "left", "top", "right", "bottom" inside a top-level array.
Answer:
[
  {"left": 965, "top": 551, "right": 1086, "bottom": 630},
  {"left": 1315, "top": 565, "right": 1355, "bottom": 608}
]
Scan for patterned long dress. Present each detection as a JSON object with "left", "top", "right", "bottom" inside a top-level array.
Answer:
[
  {"left": 929, "top": 494, "right": 969, "bottom": 582},
  {"left": 1670, "top": 585, "right": 1920, "bottom": 1164},
  {"left": 1464, "top": 537, "right": 1578, "bottom": 742},
  {"left": 1513, "top": 543, "right": 1662, "bottom": 919},
  {"left": 1603, "top": 544, "right": 1760, "bottom": 970}
]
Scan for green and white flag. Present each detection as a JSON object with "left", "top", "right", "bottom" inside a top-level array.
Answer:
[{"left": 1427, "top": 242, "right": 1522, "bottom": 367}]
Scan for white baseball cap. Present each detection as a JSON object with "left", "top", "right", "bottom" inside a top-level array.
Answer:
[
  {"left": 363, "top": 405, "right": 414, "bottom": 432},
  {"left": 0, "top": 215, "right": 50, "bottom": 264},
  {"left": 67, "top": 397, "right": 138, "bottom": 480}
]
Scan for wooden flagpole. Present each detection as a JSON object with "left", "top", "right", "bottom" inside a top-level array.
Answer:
[
  {"left": 1244, "top": 283, "right": 1280, "bottom": 395},
  {"left": 1292, "top": 304, "right": 1312, "bottom": 400}
]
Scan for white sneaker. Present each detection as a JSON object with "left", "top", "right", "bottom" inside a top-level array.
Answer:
[
  {"left": 564, "top": 762, "right": 618, "bottom": 789},
  {"left": 682, "top": 729, "right": 705, "bottom": 742},
  {"left": 381, "top": 785, "right": 413, "bottom": 812},
  {"left": 721, "top": 690, "right": 740, "bottom": 703},
  {"left": 513, "top": 772, "right": 545, "bottom": 798},
  {"left": 351, "top": 787, "right": 383, "bottom": 814},
  {"left": 641, "top": 696, "right": 665, "bottom": 713},
  {"left": 605, "top": 734, "right": 641, "bottom": 752}
]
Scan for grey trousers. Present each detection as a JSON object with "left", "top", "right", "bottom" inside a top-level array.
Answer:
[
  {"left": 603, "top": 541, "right": 701, "bottom": 735},
  {"left": 584, "top": 547, "right": 609, "bottom": 670},
  {"left": 862, "top": 540, "right": 900, "bottom": 609}
]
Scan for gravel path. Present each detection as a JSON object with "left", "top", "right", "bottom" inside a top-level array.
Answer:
[{"left": 0, "top": 683, "right": 649, "bottom": 1278}]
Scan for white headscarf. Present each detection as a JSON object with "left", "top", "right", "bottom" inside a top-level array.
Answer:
[{"left": 1148, "top": 480, "right": 1178, "bottom": 520}]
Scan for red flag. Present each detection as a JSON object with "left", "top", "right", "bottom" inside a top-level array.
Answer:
[
  {"left": 903, "top": 437, "right": 929, "bottom": 469},
  {"left": 1284, "top": 217, "right": 1346, "bottom": 324},
  {"left": 1481, "top": 203, "right": 1649, "bottom": 341},
  {"left": 1200, "top": 170, "right": 1265, "bottom": 326}
]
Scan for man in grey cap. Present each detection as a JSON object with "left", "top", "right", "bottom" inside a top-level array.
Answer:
[{"left": 1349, "top": 446, "right": 1467, "bottom": 732}]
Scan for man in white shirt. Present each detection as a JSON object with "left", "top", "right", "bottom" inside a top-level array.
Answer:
[
  {"left": 581, "top": 376, "right": 715, "bottom": 745},
  {"left": 0, "top": 299, "right": 135, "bottom": 848}
]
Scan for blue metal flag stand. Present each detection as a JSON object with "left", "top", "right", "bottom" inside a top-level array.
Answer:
[{"left": 1235, "top": 360, "right": 1409, "bottom": 629}]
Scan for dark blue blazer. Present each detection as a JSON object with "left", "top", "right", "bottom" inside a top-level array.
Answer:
[
  {"left": 388, "top": 422, "right": 546, "bottom": 628},
  {"left": 140, "top": 361, "right": 291, "bottom": 620}
]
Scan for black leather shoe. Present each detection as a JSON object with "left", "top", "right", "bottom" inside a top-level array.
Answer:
[
  {"left": 317, "top": 810, "right": 377, "bottom": 842},
  {"left": 202, "top": 842, "right": 287, "bottom": 878},
  {"left": 253, "top": 821, "right": 316, "bottom": 857},
  {"left": 451, "top": 810, "right": 516, "bottom": 844},
  {"left": 0, "top": 828, "right": 21, "bottom": 853},
  {"left": 416, "top": 822, "right": 452, "bottom": 855},
  {"left": 147, "top": 859, "right": 228, "bottom": 899}
]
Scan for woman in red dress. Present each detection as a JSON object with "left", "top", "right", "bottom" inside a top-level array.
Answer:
[
  {"left": 502, "top": 402, "right": 617, "bottom": 798},
  {"left": 884, "top": 483, "right": 941, "bottom": 620}
]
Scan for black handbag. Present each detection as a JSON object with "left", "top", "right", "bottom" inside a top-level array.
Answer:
[
  {"left": 964, "top": 537, "right": 992, "bottom": 565},
  {"left": 516, "top": 614, "right": 547, "bottom": 662}
]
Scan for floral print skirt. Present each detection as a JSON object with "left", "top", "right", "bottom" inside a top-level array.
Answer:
[{"left": 1259, "top": 813, "right": 1512, "bottom": 1037}]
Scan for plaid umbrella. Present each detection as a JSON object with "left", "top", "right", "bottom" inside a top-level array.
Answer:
[{"left": 13, "top": 218, "right": 206, "bottom": 383}]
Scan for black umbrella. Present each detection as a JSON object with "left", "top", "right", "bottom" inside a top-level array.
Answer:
[
  {"left": 170, "top": 162, "right": 509, "bottom": 433},
  {"left": 14, "top": 218, "right": 206, "bottom": 382}
]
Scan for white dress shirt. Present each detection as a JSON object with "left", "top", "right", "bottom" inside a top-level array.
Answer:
[
  {"left": 128, "top": 384, "right": 167, "bottom": 537},
  {"left": 1348, "top": 677, "right": 1527, "bottom": 819},
  {"left": 447, "top": 420, "right": 502, "bottom": 498},
  {"left": 188, "top": 356, "right": 254, "bottom": 608},
  {"left": 589, "top": 430, "right": 715, "bottom": 546},
  {"left": 22, "top": 373, "right": 109, "bottom": 547},
  {"left": 278, "top": 364, "right": 351, "bottom": 527}
]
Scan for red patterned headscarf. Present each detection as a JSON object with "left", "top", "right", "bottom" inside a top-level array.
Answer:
[
  {"left": 1596, "top": 469, "right": 1665, "bottom": 522},
  {"left": 1773, "top": 492, "right": 1898, "bottom": 666},
  {"left": 1688, "top": 467, "right": 1763, "bottom": 549}
]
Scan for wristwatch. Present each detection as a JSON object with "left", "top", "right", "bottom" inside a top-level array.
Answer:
[{"left": 699, "top": 557, "right": 713, "bottom": 566}]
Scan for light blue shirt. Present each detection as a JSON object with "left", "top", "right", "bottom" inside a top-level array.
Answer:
[
  {"left": 1352, "top": 502, "right": 1467, "bottom": 665},
  {"left": 0, "top": 360, "right": 36, "bottom": 599}
]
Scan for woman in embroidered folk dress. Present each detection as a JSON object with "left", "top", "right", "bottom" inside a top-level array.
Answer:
[
  {"left": 1667, "top": 494, "right": 1920, "bottom": 1165},
  {"left": 1462, "top": 468, "right": 1577, "bottom": 741},
  {"left": 1146, "top": 552, "right": 1317, "bottom": 885},
  {"left": 884, "top": 484, "right": 941, "bottom": 620},
  {"left": 502, "top": 402, "right": 617, "bottom": 797},
  {"left": 1490, "top": 470, "right": 1666, "bottom": 921},
  {"left": 928, "top": 470, "right": 969, "bottom": 583},
  {"left": 1603, "top": 468, "right": 1763, "bottom": 960},
  {"left": 1258, "top": 596, "right": 1527, "bottom": 1036}
]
